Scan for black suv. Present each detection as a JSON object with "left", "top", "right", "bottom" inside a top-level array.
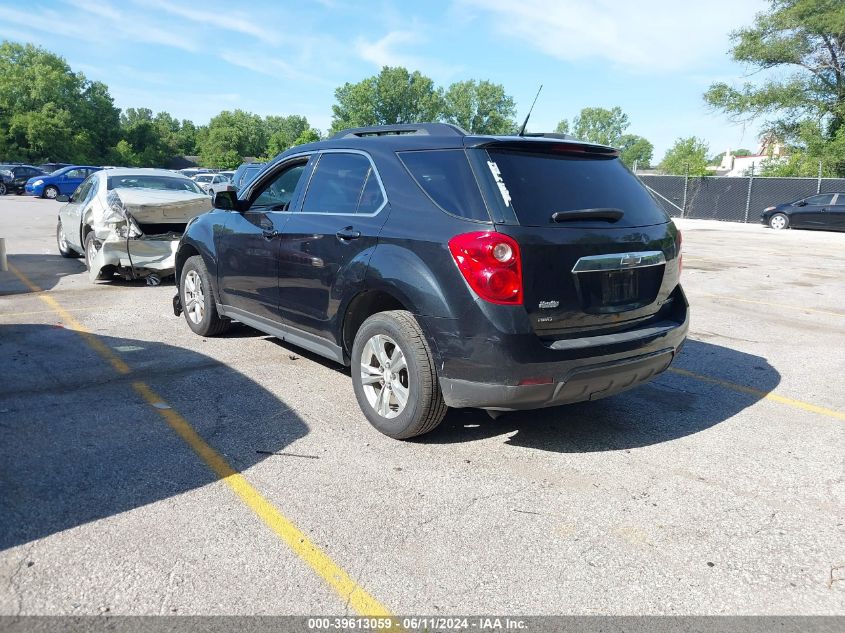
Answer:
[
  {"left": 174, "top": 123, "right": 688, "bottom": 439},
  {"left": 0, "top": 164, "right": 46, "bottom": 195}
]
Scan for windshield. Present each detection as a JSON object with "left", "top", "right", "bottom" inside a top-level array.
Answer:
[
  {"left": 194, "top": 175, "right": 213, "bottom": 183},
  {"left": 107, "top": 175, "right": 203, "bottom": 193},
  {"left": 482, "top": 148, "right": 669, "bottom": 228}
]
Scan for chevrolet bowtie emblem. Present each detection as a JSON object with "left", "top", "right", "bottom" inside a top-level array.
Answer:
[{"left": 619, "top": 253, "right": 642, "bottom": 267}]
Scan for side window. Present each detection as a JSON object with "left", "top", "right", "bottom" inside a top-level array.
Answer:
[
  {"left": 302, "top": 153, "right": 381, "bottom": 214},
  {"left": 66, "top": 169, "right": 86, "bottom": 179},
  {"left": 805, "top": 194, "right": 833, "bottom": 206},
  {"left": 398, "top": 149, "right": 490, "bottom": 221},
  {"left": 73, "top": 176, "right": 95, "bottom": 202},
  {"left": 250, "top": 162, "right": 307, "bottom": 210}
]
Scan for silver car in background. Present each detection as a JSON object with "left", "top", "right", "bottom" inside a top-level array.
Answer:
[{"left": 56, "top": 168, "right": 212, "bottom": 283}]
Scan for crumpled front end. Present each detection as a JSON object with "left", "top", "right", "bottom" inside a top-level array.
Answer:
[{"left": 87, "top": 188, "right": 211, "bottom": 282}]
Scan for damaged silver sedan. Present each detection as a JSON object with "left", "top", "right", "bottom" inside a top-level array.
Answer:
[{"left": 56, "top": 169, "right": 212, "bottom": 284}]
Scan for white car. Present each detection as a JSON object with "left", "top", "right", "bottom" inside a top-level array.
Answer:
[
  {"left": 192, "top": 173, "right": 231, "bottom": 197},
  {"left": 55, "top": 168, "right": 212, "bottom": 283}
]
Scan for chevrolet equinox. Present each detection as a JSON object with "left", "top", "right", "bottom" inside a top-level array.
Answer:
[{"left": 173, "top": 123, "right": 688, "bottom": 439}]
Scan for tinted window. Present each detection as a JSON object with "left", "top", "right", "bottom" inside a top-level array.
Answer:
[
  {"left": 804, "top": 194, "right": 833, "bottom": 206},
  {"left": 251, "top": 163, "right": 307, "bottom": 210},
  {"left": 357, "top": 169, "right": 384, "bottom": 214},
  {"left": 484, "top": 149, "right": 669, "bottom": 227},
  {"left": 302, "top": 153, "right": 381, "bottom": 214},
  {"left": 399, "top": 149, "right": 489, "bottom": 221}
]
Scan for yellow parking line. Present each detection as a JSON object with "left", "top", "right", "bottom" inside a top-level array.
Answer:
[
  {"left": 668, "top": 367, "right": 845, "bottom": 422},
  {"left": 7, "top": 261, "right": 391, "bottom": 617},
  {"left": 696, "top": 293, "right": 844, "bottom": 318},
  {"left": 0, "top": 305, "right": 114, "bottom": 319}
]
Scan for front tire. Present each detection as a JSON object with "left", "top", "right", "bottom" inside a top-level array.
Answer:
[
  {"left": 769, "top": 213, "right": 789, "bottom": 230},
  {"left": 180, "top": 255, "right": 230, "bottom": 337},
  {"left": 43, "top": 185, "right": 59, "bottom": 200},
  {"left": 0, "top": 182, "right": 7, "bottom": 195},
  {"left": 57, "top": 220, "right": 80, "bottom": 258},
  {"left": 351, "top": 310, "right": 447, "bottom": 439}
]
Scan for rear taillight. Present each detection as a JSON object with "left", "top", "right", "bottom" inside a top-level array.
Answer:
[
  {"left": 677, "top": 229, "right": 683, "bottom": 276},
  {"left": 448, "top": 232, "right": 523, "bottom": 305}
]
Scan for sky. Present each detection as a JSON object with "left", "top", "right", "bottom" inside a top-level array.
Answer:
[{"left": 0, "top": 0, "right": 772, "bottom": 161}]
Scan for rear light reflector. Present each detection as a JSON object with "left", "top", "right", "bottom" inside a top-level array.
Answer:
[
  {"left": 448, "top": 231, "right": 523, "bottom": 305},
  {"left": 518, "top": 377, "right": 553, "bottom": 386}
]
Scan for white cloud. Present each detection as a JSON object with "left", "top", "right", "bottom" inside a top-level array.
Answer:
[
  {"left": 457, "top": 0, "right": 768, "bottom": 73},
  {"left": 138, "top": 0, "right": 282, "bottom": 46},
  {"left": 355, "top": 30, "right": 464, "bottom": 78}
]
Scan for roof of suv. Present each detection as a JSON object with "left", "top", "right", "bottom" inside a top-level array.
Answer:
[{"left": 284, "top": 123, "right": 617, "bottom": 157}]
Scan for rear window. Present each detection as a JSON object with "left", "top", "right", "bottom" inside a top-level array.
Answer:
[
  {"left": 485, "top": 149, "right": 669, "bottom": 227},
  {"left": 399, "top": 149, "right": 490, "bottom": 222},
  {"left": 107, "top": 175, "right": 203, "bottom": 193}
]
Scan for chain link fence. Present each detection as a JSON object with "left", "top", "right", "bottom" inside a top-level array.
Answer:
[{"left": 638, "top": 171, "right": 845, "bottom": 222}]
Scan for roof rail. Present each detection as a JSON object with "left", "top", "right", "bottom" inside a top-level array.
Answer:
[{"left": 331, "top": 123, "right": 467, "bottom": 139}]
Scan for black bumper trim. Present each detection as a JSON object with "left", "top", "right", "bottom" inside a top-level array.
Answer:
[{"left": 439, "top": 349, "right": 675, "bottom": 410}]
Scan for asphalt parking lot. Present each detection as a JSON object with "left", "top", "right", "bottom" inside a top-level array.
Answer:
[{"left": 0, "top": 195, "right": 843, "bottom": 616}]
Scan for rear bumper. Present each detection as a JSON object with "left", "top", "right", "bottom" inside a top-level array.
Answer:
[
  {"left": 89, "top": 235, "right": 179, "bottom": 281},
  {"left": 440, "top": 348, "right": 676, "bottom": 410},
  {"left": 426, "top": 285, "right": 689, "bottom": 410}
]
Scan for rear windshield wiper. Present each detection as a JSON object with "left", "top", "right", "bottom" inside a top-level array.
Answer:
[{"left": 551, "top": 208, "right": 624, "bottom": 223}]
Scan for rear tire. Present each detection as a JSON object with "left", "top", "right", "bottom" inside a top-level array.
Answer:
[
  {"left": 351, "top": 310, "right": 447, "bottom": 439},
  {"left": 180, "top": 255, "right": 230, "bottom": 337},
  {"left": 57, "top": 219, "right": 81, "bottom": 258},
  {"left": 0, "top": 182, "right": 6, "bottom": 195},
  {"left": 769, "top": 213, "right": 789, "bottom": 230},
  {"left": 84, "top": 231, "right": 114, "bottom": 281}
]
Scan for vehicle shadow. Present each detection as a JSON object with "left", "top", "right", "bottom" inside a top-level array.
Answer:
[
  {"left": 0, "top": 254, "right": 85, "bottom": 295},
  {"left": 0, "top": 323, "right": 309, "bottom": 551},
  {"left": 419, "top": 340, "right": 781, "bottom": 452}
]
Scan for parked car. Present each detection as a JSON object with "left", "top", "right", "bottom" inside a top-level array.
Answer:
[
  {"left": 761, "top": 193, "right": 845, "bottom": 231},
  {"left": 25, "top": 165, "right": 101, "bottom": 199},
  {"left": 192, "top": 172, "right": 231, "bottom": 196},
  {"left": 55, "top": 168, "right": 212, "bottom": 283},
  {"left": 173, "top": 123, "right": 688, "bottom": 440},
  {"left": 0, "top": 164, "right": 47, "bottom": 195},
  {"left": 38, "top": 162, "right": 72, "bottom": 173},
  {"left": 230, "top": 161, "right": 266, "bottom": 191}
]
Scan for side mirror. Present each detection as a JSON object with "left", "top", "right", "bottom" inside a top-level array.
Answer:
[
  {"left": 796, "top": 201, "right": 807, "bottom": 207},
  {"left": 213, "top": 190, "right": 240, "bottom": 211},
  {"left": 56, "top": 194, "right": 70, "bottom": 203}
]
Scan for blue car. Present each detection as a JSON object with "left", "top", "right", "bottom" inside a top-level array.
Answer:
[{"left": 25, "top": 165, "right": 101, "bottom": 199}]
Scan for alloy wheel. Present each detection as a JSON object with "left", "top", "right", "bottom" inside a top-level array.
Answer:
[
  {"left": 359, "top": 334, "right": 409, "bottom": 419},
  {"left": 183, "top": 270, "right": 205, "bottom": 324}
]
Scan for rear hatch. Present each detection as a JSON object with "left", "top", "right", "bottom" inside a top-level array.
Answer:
[{"left": 469, "top": 140, "right": 681, "bottom": 338}]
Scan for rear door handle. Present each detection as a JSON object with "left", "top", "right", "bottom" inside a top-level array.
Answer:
[
  {"left": 336, "top": 227, "right": 362, "bottom": 241},
  {"left": 262, "top": 230, "right": 281, "bottom": 239}
]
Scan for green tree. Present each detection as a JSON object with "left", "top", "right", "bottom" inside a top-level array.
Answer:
[
  {"left": 442, "top": 80, "right": 516, "bottom": 134},
  {"left": 659, "top": 137, "right": 710, "bottom": 175},
  {"left": 0, "top": 40, "right": 119, "bottom": 163},
  {"left": 554, "top": 119, "right": 570, "bottom": 135},
  {"left": 198, "top": 109, "right": 267, "bottom": 168},
  {"left": 174, "top": 119, "right": 199, "bottom": 156},
  {"left": 117, "top": 108, "right": 172, "bottom": 166},
  {"left": 293, "top": 128, "right": 321, "bottom": 146},
  {"left": 331, "top": 66, "right": 444, "bottom": 133},
  {"left": 703, "top": 0, "right": 845, "bottom": 176},
  {"left": 617, "top": 134, "right": 654, "bottom": 169},
  {"left": 571, "top": 106, "right": 630, "bottom": 146},
  {"left": 265, "top": 114, "right": 311, "bottom": 156}
]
